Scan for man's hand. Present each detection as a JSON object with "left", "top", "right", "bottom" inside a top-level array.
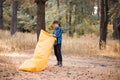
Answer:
[
  {"left": 50, "top": 34, "right": 56, "bottom": 37},
  {"left": 53, "top": 34, "right": 56, "bottom": 37}
]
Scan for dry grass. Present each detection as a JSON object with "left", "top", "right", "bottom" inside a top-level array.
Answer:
[
  {"left": 0, "top": 30, "right": 37, "bottom": 52},
  {"left": 62, "top": 34, "right": 99, "bottom": 56},
  {"left": 62, "top": 34, "right": 120, "bottom": 57},
  {"left": 0, "top": 30, "right": 119, "bottom": 57}
]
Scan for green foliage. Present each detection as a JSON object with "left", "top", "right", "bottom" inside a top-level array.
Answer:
[
  {"left": 75, "top": 19, "right": 99, "bottom": 36},
  {"left": 17, "top": 7, "right": 37, "bottom": 32},
  {"left": 109, "top": 3, "right": 120, "bottom": 26},
  {"left": 3, "top": 1, "right": 37, "bottom": 32},
  {"left": 3, "top": 6, "right": 11, "bottom": 30},
  {"left": 17, "top": 14, "right": 36, "bottom": 32},
  {"left": 109, "top": 3, "right": 120, "bottom": 20},
  {"left": 2, "top": 0, "right": 100, "bottom": 35}
]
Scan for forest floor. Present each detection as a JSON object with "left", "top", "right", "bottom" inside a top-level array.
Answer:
[{"left": 0, "top": 50, "right": 120, "bottom": 80}]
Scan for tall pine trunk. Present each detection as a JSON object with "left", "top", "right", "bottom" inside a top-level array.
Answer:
[
  {"left": 57, "top": 0, "right": 60, "bottom": 21},
  {"left": 66, "top": 10, "right": 68, "bottom": 26},
  {"left": 68, "top": 1, "right": 73, "bottom": 37},
  {"left": 113, "top": 18, "right": 120, "bottom": 39},
  {"left": 65, "top": 1, "right": 69, "bottom": 29},
  {"left": 97, "top": 0, "right": 100, "bottom": 18},
  {"left": 10, "top": 0, "right": 18, "bottom": 36},
  {"left": 99, "top": 0, "right": 109, "bottom": 49},
  {"left": 36, "top": 0, "right": 46, "bottom": 41},
  {"left": 112, "top": 0, "right": 120, "bottom": 40},
  {"left": 0, "top": 0, "right": 3, "bottom": 29}
]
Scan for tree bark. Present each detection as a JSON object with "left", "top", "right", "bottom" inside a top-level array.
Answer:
[
  {"left": 10, "top": 0, "right": 18, "bottom": 36},
  {"left": 113, "top": 17, "right": 120, "bottom": 39},
  {"left": 65, "top": 1, "right": 69, "bottom": 30},
  {"left": 35, "top": 0, "right": 47, "bottom": 41},
  {"left": 57, "top": 0, "right": 60, "bottom": 21},
  {"left": 0, "top": 0, "right": 3, "bottom": 29},
  {"left": 97, "top": 0, "right": 100, "bottom": 18},
  {"left": 89, "top": 0, "right": 94, "bottom": 15},
  {"left": 68, "top": 1, "right": 73, "bottom": 36},
  {"left": 111, "top": 0, "right": 120, "bottom": 40},
  {"left": 66, "top": 10, "right": 68, "bottom": 24},
  {"left": 74, "top": 5, "right": 77, "bottom": 24},
  {"left": 99, "top": 0, "right": 109, "bottom": 49}
]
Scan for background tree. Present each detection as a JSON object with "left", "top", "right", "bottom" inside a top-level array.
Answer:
[
  {"left": 109, "top": 0, "right": 120, "bottom": 40},
  {"left": 97, "top": 0, "right": 100, "bottom": 17},
  {"left": 2, "top": 0, "right": 119, "bottom": 42},
  {"left": 68, "top": 1, "right": 73, "bottom": 36},
  {"left": 35, "top": 0, "right": 48, "bottom": 41},
  {"left": 99, "top": 0, "right": 109, "bottom": 49},
  {"left": 57, "top": 0, "right": 60, "bottom": 21},
  {"left": 10, "top": 0, "right": 18, "bottom": 35},
  {"left": 0, "top": 0, "right": 4, "bottom": 29}
]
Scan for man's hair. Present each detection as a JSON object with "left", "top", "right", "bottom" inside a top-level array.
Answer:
[{"left": 53, "top": 20, "right": 59, "bottom": 24}]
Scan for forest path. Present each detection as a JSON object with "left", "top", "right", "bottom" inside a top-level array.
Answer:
[{"left": 0, "top": 50, "right": 120, "bottom": 80}]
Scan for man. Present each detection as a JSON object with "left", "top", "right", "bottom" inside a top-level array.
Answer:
[{"left": 52, "top": 21, "right": 63, "bottom": 67}]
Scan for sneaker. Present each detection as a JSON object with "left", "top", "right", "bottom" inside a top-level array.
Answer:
[
  {"left": 58, "top": 63, "right": 62, "bottom": 67},
  {"left": 58, "top": 61, "right": 62, "bottom": 67},
  {"left": 54, "top": 61, "right": 63, "bottom": 67}
]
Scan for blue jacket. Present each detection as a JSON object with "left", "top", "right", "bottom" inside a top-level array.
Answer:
[{"left": 53, "top": 26, "right": 63, "bottom": 45}]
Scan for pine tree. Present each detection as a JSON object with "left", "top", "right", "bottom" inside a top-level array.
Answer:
[
  {"left": 99, "top": 0, "right": 109, "bottom": 49},
  {"left": 35, "top": 0, "right": 48, "bottom": 41},
  {"left": 0, "top": 0, "right": 4, "bottom": 29},
  {"left": 10, "top": 0, "right": 18, "bottom": 35}
]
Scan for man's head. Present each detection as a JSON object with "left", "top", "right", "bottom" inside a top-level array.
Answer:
[{"left": 52, "top": 20, "right": 59, "bottom": 29}]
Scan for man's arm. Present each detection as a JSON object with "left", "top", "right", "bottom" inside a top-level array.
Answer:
[{"left": 53, "top": 28, "right": 62, "bottom": 38}]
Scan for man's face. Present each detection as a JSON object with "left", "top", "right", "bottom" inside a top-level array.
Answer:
[{"left": 53, "top": 23, "right": 58, "bottom": 29}]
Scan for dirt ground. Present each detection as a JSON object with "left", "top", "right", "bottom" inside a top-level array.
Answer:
[{"left": 0, "top": 51, "right": 120, "bottom": 80}]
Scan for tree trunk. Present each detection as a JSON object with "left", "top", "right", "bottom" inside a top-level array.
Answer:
[
  {"left": 69, "top": 8, "right": 72, "bottom": 27},
  {"left": 111, "top": 0, "right": 120, "bottom": 40},
  {"left": 73, "top": 5, "right": 78, "bottom": 33},
  {"left": 89, "top": 0, "right": 94, "bottom": 15},
  {"left": 10, "top": 0, "right": 18, "bottom": 36},
  {"left": 74, "top": 5, "right": 77, "bottom": 24},
  {"left": 113, "top": 17, "right": 120, "bottom": 39},
  {"left": 65, "top": 1, "right": 68, "bottom": 28},
  {"left": 66, "top": 9, "right": 68, "bottom": 27},
  {"left": 97, "top": 0, "right": 100, "bottom": 18},
  {"left": 57, "top": 0, "right": 60, "bottom": 21},
  {"left": 36, "top": 0, "right": 46, "bottom": 41},
  {"left": 99, "top": 0, "right": 109, "bottom": 49},
  {"left": 0, "top": 0, "right": 3, "bottom": 29},
  {"left": 68, "top": 1, "right": 73, "bottom": 36}
]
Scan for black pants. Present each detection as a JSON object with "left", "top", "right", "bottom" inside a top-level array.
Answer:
[{"left": 54, "top": 44, "right": 62, "bottom": 62}]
